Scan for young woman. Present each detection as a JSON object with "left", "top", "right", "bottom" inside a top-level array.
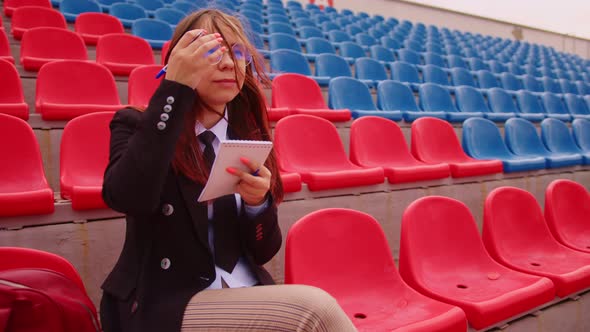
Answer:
[{"left": 100, "top": 8, "right": 356, "bottom": 332}]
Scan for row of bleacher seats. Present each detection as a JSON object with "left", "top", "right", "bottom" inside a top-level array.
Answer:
[
  {"left": 286, "top": 179, "right": 590, "bottom": 330},
  {"left": 4, "top": 105, "right": 590, "bottom": 216},
  {"left": 4, "top": 178, "right": 589, "bottom": 330}
]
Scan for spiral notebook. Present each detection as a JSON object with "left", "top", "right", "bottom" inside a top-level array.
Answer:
[{"left": 198, "top": 140, "right": 273, "bottom": 202}]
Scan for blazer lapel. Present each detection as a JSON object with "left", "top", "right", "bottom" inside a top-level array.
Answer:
[{"left": 176, "top": 174, "right": 210, "bottom": 251}]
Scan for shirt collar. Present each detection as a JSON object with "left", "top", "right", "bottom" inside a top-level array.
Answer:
[{"left": 195, "top": 108, "right": 229, "bottom": 141}]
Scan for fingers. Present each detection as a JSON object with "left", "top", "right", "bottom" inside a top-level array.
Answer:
[
  {"left": 186, "top": 32, "right": 222, "bottom": 54},
  {"left": 226, "top": 166, "right": 269, "bottom": 187},
  {"left": 175, "top": 29, "right": 207, "bottom": 49}
]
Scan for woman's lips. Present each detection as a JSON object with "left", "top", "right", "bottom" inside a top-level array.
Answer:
[{"left": 213, "top": 79, "right": 237, "bottom": 87}]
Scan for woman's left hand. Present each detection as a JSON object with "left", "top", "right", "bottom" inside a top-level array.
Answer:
[{"left": 226, "top": 157, "right": 270, "bottom": 206}]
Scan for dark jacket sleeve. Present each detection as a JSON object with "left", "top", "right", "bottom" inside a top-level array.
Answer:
[
  {"left": 239, "top": 196, "right": 282, "bottom": 265},
  {"left": 102, "top": 80, "right": 196, "bottom": 215}
]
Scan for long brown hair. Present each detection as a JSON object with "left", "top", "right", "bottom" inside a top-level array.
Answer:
[{"left": 164, "top": 9, "right": 283, "bottom": 203}]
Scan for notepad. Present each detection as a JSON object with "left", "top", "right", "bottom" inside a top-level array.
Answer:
[{"left": 198, "top": 140, "right": 273, "bottom": 202}]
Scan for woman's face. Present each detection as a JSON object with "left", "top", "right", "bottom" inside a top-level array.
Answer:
[{"left": 193, "top": 22, "right": 250, "bottom": 111}]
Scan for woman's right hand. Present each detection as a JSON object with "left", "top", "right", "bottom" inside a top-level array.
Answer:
[{"left": 165, "top": 29, "right": 227, "bottom": 89}]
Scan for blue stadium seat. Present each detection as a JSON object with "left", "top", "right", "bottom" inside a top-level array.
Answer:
[
  {"left": 462, "top": 118, "right": 546, "bottom": 172},
  {"left": 521, "top": 74, "right": 544, "bottom": 94},
  {"left": 345, "top": 25, "right": 362, "bottom": 36},
  {"left": 574, "top": 81, "right": 589, "bottom": 95},
  {"left": 514, "top": 90, "right": 547, "bottom": 122},
  {"left": 476, "top": 70, "right": 501, "bottom": 89},
  {"left": 390, "top": 61, "right": 421, "bottom": 92},
  {"left": 239, "top": 9, "right": 263, "bottom": 24},
  {"left": 450, "top": 67, "right": 477, "bottom": 88},
  {"left": 297, "top": 26, "right": 323, "bottom": 39},
  {"left": 419, "top": 83, "right": 483, "bottom": 122},
  {"left": 170, "top": 1, "right": 198, "bottom": 14},
  {"left": 131, "top": 18, "right": 171, "bottom": 49},
  {"left": 96, "top": 0, "right": 120, "bottom": 13},
  {"left": 135, "top": 0, "right": 165, "bottom": 17},
  {"left": 565, "top": 95, "right": 590, "bottom": 121},
  {"left": 380, "top": 36, "right": 401, "bottom": 50},
  {"left": 293, "top": 18, "right": 316, "bottom": 30},
  {"left": 468, "top": 57, "right": 489, "bottom": 71},
  {"left": 523, "top": 64, "right": 541, "bottom": 77},
  {"left": 59, "top": 0, "right": 101, "bottom": 22},
  {"left": 446, "top": 55, "right": 467, "bottom": 69},
  {"left": 542, "top": 77, "right": 563, "bottom": 94},
  {"left": 540, "top": 92, "right": 573, "bottom": 121},
  {"left": 540, "top": 66, "right": 557, "bottom": 79},
  {"left": 314, "top": 53, "right": 351, "bottom": 82},
  {"left": 487, "top": 60, "right": 508, "bottom": 74},
  {"left": 304, "top": 37, "right": 336, "bottom": 58},
  {"left": 369, "top": 45, "right": 395, "bottom": 65},
  {"left": 423, "top": 52, "right": 446, "bottom": 68},
  {"left": 500, "top": 72, "right": 524, "bottom": 92},
  {"left": 110, "top": 3, "right": 147, "bottom": 28},
  {"left": 270, "top": 49, "right": 329, "bottom": 85},
  {"left": 378, "top": 80, "right": 445, "bottom": 122},
  {"left": 267, "top": 22, "right": 296, "bottom": 36},
  {"left": 354, "top": 57, "right": 388, "bottom": 88},
  {"left": 572, "top": 118, "right": 590, "bottom": 152},
  {"left": 425, "top": 42, "right": 444, "bottom": 55},
  {"left": 505, "top": 118, "right": 582, "bottom": 168},
  {"left": 541, "top": 118, "right": 589, "bottom": 164},
  {"left": 507, "top": 62, "right": 524, "bottom": 75},
  {"left": 338, "top": 41, "right": 366, "bottom": 64},
  {"left": 329, "top": 77, "right": 402, "bottom": 121},
  {"left": 422, "top": 64, "right": 451, "bottom": 88},
  {"left": 558, "top": 78, "right": 577, "bottom": 95},
  {"left": 154, "top": 8, "right": 184, "bottom": 28},
  {"left": 327, "top": 30, "right": 352, "bottom": 44},
  {"left": 268, "top": 32, "right": 315, "bottom": 61},
  {"left": 455, "top": 86, "right": 512, "bottom": 122},
  {"left": 396, "top": 49, "right": 421, "bottom": 66},
  {"left": 355, "top": 33, "right": 377, "bottom": 49}
]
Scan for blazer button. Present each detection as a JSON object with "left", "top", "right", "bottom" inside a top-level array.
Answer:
[
  {"left": 160, "top": 258, "right": 171, "bottom": 270},
  {"left": 166, "top": 96, "right": 175, "bottom": 104},
  {"left": 157, "top": 121, "right": 166, "bottom": 130},
  {"left": 131, "top": 300, "right": 138, "bottom": 314},
  {"left": 161, "top": 203, "right": 174, "bottom": 216},
  {"left": 163, "top": 104, "right": 172, "bottom": 113},
  {"left": 160, "top": 113, "right": 170, "bottom": 121}
]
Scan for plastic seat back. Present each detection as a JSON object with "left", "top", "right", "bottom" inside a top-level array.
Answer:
[
  {"left": 572, "top": 118, "right": 590, "bottom": 151},
  {"left": 4, "top": 0, "right": 51, "bottom": 17},
  {"left": 298, "top": 26, "right": 323, "bottom": 39},
  {"left": 268, "top": 22, "right": 295, "bottom": 35},
  {"left": 274, "top": 114, "right": 351, "bottom": 171},
  {"left": 355, "top": 33, "right": 377, "bottom": 47},
  {"left": 521, "top": 75, "right": 544, "bottom": 92},
  {"left": 270, "top": 49, "right": 311, "bottom": 76},
  {"left": 0, "top": 59, "right": 29, "bottom": 119},
  {"left": 447, "top": 55, "right": 467, "bottom": 69},
  {"left": 74, "top": 12, "right": 125, "bottom": 45},
  {"left": 131, "top": 18, "right": 173, "bottom": 49},
  {"left": 540, "top": 118, "right": 581, "bottom": 154},
  {"left": 468, "top": 57, "right": 488, "bottom": 71},
  {"left": 423, "top": 51, "right": 446, "bottom": 67},
  {"left": 354, "top": 57, "right": 388, "bottom": 81},
  {"left": 339, "top": 41, "right": 365, "bottom": 59},
  {"left": 545, "top": 179, "right": 590, "bottom": 252},
  {"left": 500, "top": 72, "right": 524, "bottom": 91},
  {"left": 369, "top": 45, "right": 394, "bottom": 62},
  {"left": 268, "top": 32, "right": 302, "bottom": 52},
  {"left": 390, "top": 61, "right": 420, "bottom": 85},
  {"left": 285, "top": 208, "right": 399, "bottom": 291},
  {"left": 476, "top": 70, "right": 500, "bottom": 89},
  {"left": 455, "top": 86, "right": 490, "bottom": 113},
  {"left": 128, "top": 64, "right": 163, "bottom": 107},
  {"left": 328, "top": 77, "right": 376, "bottom": 111},
  {"left": 11, "top": 6, "right": 67, "bottom": 40},
  {"left": 272, "top": 73, "right": 328, "bottom": 109},
  {"left": 315, "top": 53, "right": 351, "bottom": 78},
  {"left": 542, "top": 77, "right": 562, "bottom": 94},
  {"left": 411, "top": 117, "right": 470, "bottom": 163},
  {"left": 170, "top": 1, "right": 197, "bottom": 13},
  {"left": 20, "top": 27, "right": 88, "bottom": 68},
  {"left": 36, "top": 60, "right": 120, "bottom": 106},
  {"left": 0, "top": 247, "right": 85, "bottom": 292},
  {"left": 396, "top": 48, "right": 420, "bottom": 65},
  {"left": 377, "top": 80, "right": 420, "bottom": 112},
  {"left": 60, "top": 112, "right": 114, "bottom": 207},
  {"left": 504, "top": 118, "right": 550, "bottom": 156},
  {"left": 96, "top": 33, "right": 155, "bottom": 71},
  {"left": 462, "top": 117, "right": 513, "bottom": 159},
  {"left": 305, "top": 37, "right": 335, "bottom": 55},
  {"left": 541, "top": 92, "right": 570, "bottom": 116},
  {"left": 516, "top": 90, "right": 546, "bottom": 115},
  {"left": 507, "top": 62, "right": 523, "bottom": 75},
  {"left": 558, "top": 78, "right": 576, "bottom": 94},
  {"left": 327, "top": 30, "right": 351, "bottom": 43},
  {"left": 136, "top": 0, "right": 165, "bottom": 12},
  {"left": 380, "top": 36, "right": 400, "bottom": 50},
  {"left": 110, "top": 3, "right": 147, "bottom": 26},
  {"left": 487, "top": 87, "right": 520, "bottom": 114},
  {"left": 154, "top": 8, "right": 184, "bottom": 27},
  {"left": 422, "top": 64, "right": 449, "bottom": 86},
  {"left": 450, "top": 67, "right": 477, "bottom": 87},
  {"left": 419, "top": 83, "right": 458, "bottom": 112},
  {"left": 59, "top": 0, "right": 100, "bottom": 22},
  {"left": 488, "top": 60, "right": 507, "bottom": 74}
]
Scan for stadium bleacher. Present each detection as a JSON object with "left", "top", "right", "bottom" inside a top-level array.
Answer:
[{"left": 1, "top": 0, "right": 590, "bottom": 330}]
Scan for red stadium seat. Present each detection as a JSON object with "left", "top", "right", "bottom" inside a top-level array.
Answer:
[
  {"left": 285, "top": 208, "right": 468, "bottom": 332},
  {"left": 279, "top": 172, "right": 302, "bottom": 193},
  {"left": 20, "top": 27, "right": 88, "bottom": 71},
  {"left": 128, "top": 64, "right": 162, "bottom": 108},
  {"left": 350, "top": 116, "right": 451, "bottom": 183},
  {"left": 484, "top": 187, "right": 590, "bottom": 297},
  {"left": 0, "top": 247, "right": 85, "bottom": 292},
  {"left": 96, "top": 33, "right": 155, "bottom": 76},
  {"left": 11, "top": 6, "right": 67, "bottom": 40},
  {"left": 545, "top": 180, "right": 590, "bottom": 254},
  {"left": 400, "top": 196, "right": 555, "bottom": 330},
  {"left": 4, "top": 0, "right": 51, "bottom": 17},
  {"left": 0, "top": 59, "right": 29, "bottom": 120},
  {"left": 274, "top": 115, "right": 384, "bottom": 191},
  {"left": 160, "top": 40, "right": 171, "bottom": 65},
  {"left": 36, "top": 60, "right": 122, "bottom": 120},
  {"left": 0, "top": 113, "right": 54, "bottom": 217},
  {"left": 271, "top": 73, "right": 351, "bottom": 122},
  {"left": 60, "top": 112, "right": 114, "bottom": 210},
  {"left": 0, "top": 29, "right": 15, "bottom": 64},
  {"left": 411, "top": 117, "right": 503, "bottom": 177},
  {"left": 74, "top": 12, "right": 125, "bottom": 46}
]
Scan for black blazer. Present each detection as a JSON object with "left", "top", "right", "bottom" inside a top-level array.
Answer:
[{"left": 101, "top": 80, "right": 281, "bottom": 332}]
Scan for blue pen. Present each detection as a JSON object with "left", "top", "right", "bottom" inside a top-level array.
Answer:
[
  {"left": 155, "top": 30, "right": 206, "bottom": 79},
  {"left": 251, "top": 168, "right": 260, "bottom": 177}
]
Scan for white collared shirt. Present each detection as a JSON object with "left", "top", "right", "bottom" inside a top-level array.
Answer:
[{"left": 195, "top": 112, "right": 267, "bottom": 289}]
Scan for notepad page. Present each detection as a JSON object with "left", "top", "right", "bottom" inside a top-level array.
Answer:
[{"left": 198, "top": 140, "right": 273, "bottom": 202}]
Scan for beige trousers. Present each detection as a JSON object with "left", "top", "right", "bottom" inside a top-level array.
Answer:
[{"left": 181, "top": 284, "right": 357, "bottom": 332}]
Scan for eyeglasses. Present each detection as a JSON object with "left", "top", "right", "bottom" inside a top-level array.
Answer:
[{"left": 206, "top": 43, "right": 252, "bottom": 65}]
